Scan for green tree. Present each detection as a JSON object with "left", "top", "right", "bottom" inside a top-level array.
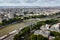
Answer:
[
  {"left": 37, "top": 35, "right": 48, "bottom": 40},
  {"left": 14, "top": 34, "right": 21, "bottom": 40},
  {"left": 54, "top": 36, "right": 60, "bottom": 40},
  {"left": 29, "top": 34, "right": 37, "bottom": 40},
  {"left": 20, "top": 27, "right": 30, "bottom": 36},
  {"left": 50, "top": 31, "right": 60, "bottom": 37}
]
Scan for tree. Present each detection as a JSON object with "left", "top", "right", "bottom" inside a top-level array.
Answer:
[
  {"left": 54, "top": 36, "right": 60, "bottom": 40},
  {"left": 32, "top": 21, "right": 45, "bottom": 30},
  {"left": 14, "top": 27, "right": 30, "bottom": 40},
  {"left": 14, "top": 34, "right": 21, "bottom": 40},
  {"left": 29, "top": 34, "right": 48, "bottom": 40},
  {"left": 29, "top": 34, "right": 37, "bottom": 40},
  {"left": 20, "top": 27, "right": 30, "bottom": 36},
  {"left": 24, "top": 12, "right": 27, "bottom": 15},
  {"left": 50, "top": 31, "right": 60, "bottom": 37},
  {"left": 37, "top": 35, "right": 48, "bottom": 40},
  {"left": 45, "top": 19, "right": 58, "bottom": 25}
]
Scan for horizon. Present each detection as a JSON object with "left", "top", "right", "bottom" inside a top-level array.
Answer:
[{"left": 0, "top": 6, "right": 60, "bottom": 9}]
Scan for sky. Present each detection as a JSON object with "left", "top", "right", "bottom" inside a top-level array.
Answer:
[{"left": 0, "top": 0, "right": 60, "bottom": 7}]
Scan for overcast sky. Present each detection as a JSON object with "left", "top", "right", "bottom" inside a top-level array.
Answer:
[{"left": 0, "top": 0, "right": 60, "bottom": 7}]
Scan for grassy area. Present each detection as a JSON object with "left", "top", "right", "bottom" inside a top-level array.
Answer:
[
  {"left": 0, "top": 17, "right": 60, "bottom": 37},
  {"left": 0, "top": 19, "right": 38, "bottom": 37}
]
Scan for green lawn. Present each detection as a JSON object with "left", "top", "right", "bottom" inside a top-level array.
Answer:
[{"left": 0, "top": 19, "right": 38, "bottom": 37}]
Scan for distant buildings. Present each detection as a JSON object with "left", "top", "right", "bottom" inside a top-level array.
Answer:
[
  {"left": 0, "top": 8, "right": 59, "bottom": 23},
  {"left": 7, "top": 13, "right": 14, "bottom": 19}
]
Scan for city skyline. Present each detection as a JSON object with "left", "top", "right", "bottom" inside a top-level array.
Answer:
[{"left": 0, "top": 0, "right": 60, "bottom": 7}]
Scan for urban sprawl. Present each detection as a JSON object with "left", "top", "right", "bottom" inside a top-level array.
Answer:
[{"left": 0, "top": 7, "right": 60, "bottom": 40}]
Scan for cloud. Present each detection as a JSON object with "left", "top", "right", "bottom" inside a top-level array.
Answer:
[
  {"left": 0, "top": 0, "right": 60, "bottom": 6},
  {"left": 24, "top": 0, "right": 37, "bottom": 3}
]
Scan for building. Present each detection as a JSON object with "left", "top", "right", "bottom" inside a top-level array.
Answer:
[
  {"left": 34, "top": 30, "right": 50, "bottom": 37},
  {"left": 40, "top": 24, "right": 50, "bottom": 30},
  {"left": 8, "top": 13, "right": 14, "bottom": 19},
  {"left": 50, "top": 23, "right": 60, "bottom": 32}
]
